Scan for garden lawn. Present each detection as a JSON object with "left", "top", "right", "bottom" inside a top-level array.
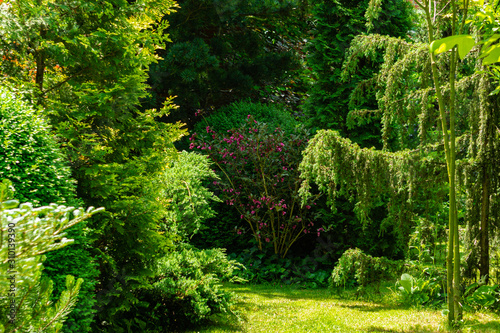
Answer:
[{"left": 186, "top": 283, "right": 500, "bottom": 333}]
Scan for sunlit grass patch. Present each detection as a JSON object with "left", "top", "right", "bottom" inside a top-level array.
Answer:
[{"left": 185, "top": 283, "right": 500, "bottom": 333}]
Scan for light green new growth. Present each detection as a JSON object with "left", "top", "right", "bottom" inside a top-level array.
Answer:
[{"left": 0, "top": 180, "right": 103, "bottom": 332}]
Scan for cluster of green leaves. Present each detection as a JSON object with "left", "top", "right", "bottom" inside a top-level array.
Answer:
[
  {"left": 229, "top": 246, "right": 331, "bottom": 289},
  {"left": 463, "top": 280, "right": 500, "bottom": 312},
  {"left": 160, "top": 151, "right": 220, "bottom": 239},
  {"left": 330, "top": 248, "right": 402, "bottom": 291},
  {"left": 0, "top": 180, "right": 103, "bottom": 333},
  {"left": 0, "top": 86, "right": 75, "bottom": 206},
  {"left": 395, "top": 270, "right": 445, "bottom": 308}
]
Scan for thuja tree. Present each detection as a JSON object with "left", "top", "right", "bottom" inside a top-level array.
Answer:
[
  {"left": 300, "top": 0, "right": 500, "bottom": 324},
  {"left": 191, "top": 116, "right": 321, "bottom": 258},
  {"left": 304, "top": 0, "right": 413, "bottom": 141},
  {"left": 0, "top": 0, "right": 187, "bottom": 330}
]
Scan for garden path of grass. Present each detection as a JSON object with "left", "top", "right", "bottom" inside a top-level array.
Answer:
[{"left": 187, "top": 284, "right": 500, "bottom": 333}]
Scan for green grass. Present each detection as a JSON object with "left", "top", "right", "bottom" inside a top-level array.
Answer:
[{"left": 185, "top": 283, "right": 500, "bottom": 333}]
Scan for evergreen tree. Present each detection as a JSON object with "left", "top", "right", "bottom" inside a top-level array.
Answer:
[
  {"left": 304, "top": 0, "right": 413, "bottom": 145},
  {"left": 0, "top": 1, "right": 186, "bottom": 330},
  {"left": 148, "top": 0, "right": 311, "bottom": 127}
]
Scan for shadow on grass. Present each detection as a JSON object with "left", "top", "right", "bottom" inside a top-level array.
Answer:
[
  {"left": 337, "top": 303, "right": 402, "bottom": 312},
  {"left": 463, "top": 318, "right": 500, "bottom": 332},
  {"left": 185, "top": 314, "right": 245, "bottom": 333},
  {"left": 363, "top": 325, "right": 438, "bottom": 332},
  {"left": 228, "top": 283, "right": 336, "bottom": 301}
]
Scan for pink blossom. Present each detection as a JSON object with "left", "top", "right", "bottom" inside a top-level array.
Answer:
[
  {"left": 305, "top": 205, "right": 311, "bottom": 209},
  {"left": 240, "top": 215, "right": 244, "bottom": 219},
  {"left": 265, "top": 238, "right": 270, "bottom": 243}
]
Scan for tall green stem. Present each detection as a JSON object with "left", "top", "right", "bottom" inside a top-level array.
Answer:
[{"left": 422, "top": 0, "right": 461, "bottom": 324}]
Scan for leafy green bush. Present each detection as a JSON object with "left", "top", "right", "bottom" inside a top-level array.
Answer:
[
  {"left": 463, "top": 279, "right": 500, "bottom": 312},
  {"left": 0, "top": 87, "right": 99, "bottom": 333},
  {"left": 330, "top": 248, "right": 402, "bottom": 291},
  {"left": 160, "top": 151, "right": 220, "bottom": 239},
  {"left": 0, "top": 87, "right": 75, "bottom": 206},
  {"left": 130, "top": 246, "right": 242, "bottom": 332},
  {"left": 194, "top": 101, "right": 299, "bottom": 135},
  {"left": 395, "top": 272, "right": 445, "bottom": 308},
  {"left": 104, "top": 151, "right": 241, "bottom": 331}
]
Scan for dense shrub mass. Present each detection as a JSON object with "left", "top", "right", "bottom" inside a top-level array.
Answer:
[
  {"left": 193, "top": 101, "right": 300, "bottom": 135},
  {"left": 122, "top": 246, "right": 242, "bottom": 332},
  {"left": 0, "top": 87, "right": 75, "bottom": 206},
  {"left": 0, "top": 87, "right": 98, "bottom": 333},
  {"left": 330, "top": 248, "right": 402, "bottom": 290}
]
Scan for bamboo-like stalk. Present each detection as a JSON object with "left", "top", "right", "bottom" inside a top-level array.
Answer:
[{"left": 422, "top": 0, "right": 462, "bottom": 324}]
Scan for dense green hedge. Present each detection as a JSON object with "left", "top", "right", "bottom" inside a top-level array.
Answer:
[{"left": 0, "top": 88, "right": 75, "bottom": 206}]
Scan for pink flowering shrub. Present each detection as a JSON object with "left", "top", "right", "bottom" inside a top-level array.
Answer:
[{"left": 191, "top": 116, "right": 320, "bottom": 258}]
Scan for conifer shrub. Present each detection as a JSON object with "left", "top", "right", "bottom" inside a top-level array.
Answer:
[
  {"left": 133, "top": 246, "right": 242, "bottom": 332},
  {"left": 330, "top": 248, "right": 402, "bottom": 291},
  {"left": 0, "top": 87, "right": 99, "bottom": 333},
  {"left": 113, "top": 152, "right": 241, "bottom": 331},
  {"left": 0, "top": 180, "right": 103, "bottom": 332}
]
